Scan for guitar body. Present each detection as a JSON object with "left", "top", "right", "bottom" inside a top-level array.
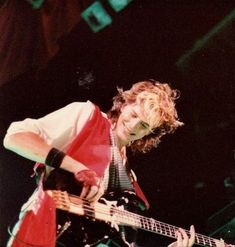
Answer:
[
  {"left": 44, "top": 169, "right": 139, "bottom": 246},
  {"left": 56, "top": 211, "right": 115, "bottom": 246},
  {"left": 56, "top": 206, "right": 137, "bottom": 246}
]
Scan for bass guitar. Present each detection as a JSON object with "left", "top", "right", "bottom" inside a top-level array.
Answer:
[{"left": 47, "top": 190, "right": 234, "bottom": 247}]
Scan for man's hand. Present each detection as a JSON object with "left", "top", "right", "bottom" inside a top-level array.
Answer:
[
  {"left": 215, "top": 239, "right": 234, "bottom": 247},
  {"left": 168, "top": 225, "right": 195, "bottom": 247},
  {"left": 74, "top": 169, "right": 104, "bottom": 202}
]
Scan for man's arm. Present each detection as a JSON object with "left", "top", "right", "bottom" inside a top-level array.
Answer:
[
  {"left": 3, "top": 131, "right": 88, "bottom": 174},
  {"left": 3, "top": 131, "right": 104, "bottom": 201}
]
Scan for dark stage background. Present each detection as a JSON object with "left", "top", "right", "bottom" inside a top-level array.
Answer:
[{"left": 0, "top": 1, "right": 235, "bottom": 246}]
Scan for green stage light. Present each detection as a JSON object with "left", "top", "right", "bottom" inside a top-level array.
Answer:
[
  {"left": 81, "top": 1, "right": 112, "bottom": 33},
  {"left": 107, "top": 0, "right": 133, "bottom": 12},
  {"left": 26, "top": 0, "right": 45, "bottom": 9}
]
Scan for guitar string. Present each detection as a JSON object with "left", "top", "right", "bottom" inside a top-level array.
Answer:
[{"left": 54, "top": 192, "right": 218, "bottom": 247}]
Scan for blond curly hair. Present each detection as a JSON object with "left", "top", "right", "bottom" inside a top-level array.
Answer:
[{"left": 107, "top": 80, "right": 184, "bottom": 153}]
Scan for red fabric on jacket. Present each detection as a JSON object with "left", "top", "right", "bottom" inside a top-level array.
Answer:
[
  {"left": 66, "top": 105, "right": 111, "bottom": 177},
  {"left": 10, "top": 186, "right": 56, "bottom": 247}
]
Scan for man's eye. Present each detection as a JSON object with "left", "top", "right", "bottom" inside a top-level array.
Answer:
[{"left": 141, "top": 122, "right": 148, "bottom": 129}]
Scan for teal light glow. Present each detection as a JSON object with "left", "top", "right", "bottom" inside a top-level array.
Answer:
[
  {"left": 26, "top": 0, "right": 45, "bottom": 9},
  {"left": 108, "top": 0, "right": 133, "bottom": 12},
  {"left": 81, "top": 1, "right": 112, "bottom": 33}
]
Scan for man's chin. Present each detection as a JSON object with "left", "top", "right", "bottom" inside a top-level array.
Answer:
[{"left": 118, "top": 135, "right": 129, "bottom": 147}]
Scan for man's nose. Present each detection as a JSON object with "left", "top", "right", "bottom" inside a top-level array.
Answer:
[{"left": 130, "top": 118, "right": 141, "bottom": 131}]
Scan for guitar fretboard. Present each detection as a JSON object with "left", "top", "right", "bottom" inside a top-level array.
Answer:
[{"left": 113, "top": 209, "right": 217, "bottom": 247}]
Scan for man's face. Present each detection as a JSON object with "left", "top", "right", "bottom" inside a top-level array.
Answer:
[{"left": 115, "top": 103, "right": 154, "bottom": 147}]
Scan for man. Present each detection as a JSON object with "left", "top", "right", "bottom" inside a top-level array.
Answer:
[{"left": 4, "top": 80, "right": 195, "bottom": 246}]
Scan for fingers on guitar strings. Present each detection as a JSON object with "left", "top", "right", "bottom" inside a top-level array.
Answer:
[
  {"left": 176, "top": 226, "right": 195, "bottom": 247},
  {"left": 79, "top": 180, "right": 104, "bottom": 202}
]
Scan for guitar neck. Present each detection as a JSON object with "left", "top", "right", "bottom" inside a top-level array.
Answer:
[
  {"left": 117, "top": 211, "right": 218, "bottom": 247},
  {"left": 97, "top": 201, "right": 217, "bottom": 247},
  {"left": 48, "top": 190, "right": 230, "bottom": 247}
]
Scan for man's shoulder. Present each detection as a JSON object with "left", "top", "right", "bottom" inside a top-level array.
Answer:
[
  {"left": 67, "top": 100, "right": 94, "bottom": 108},
  {"left": 64, "top": 100, "right": 96, "bottom": 112}
]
